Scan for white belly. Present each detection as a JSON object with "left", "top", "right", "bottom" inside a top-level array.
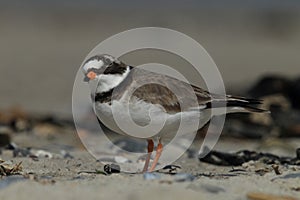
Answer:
[{"left": 94, "top": 98, "right": 212, "bottom": 140}]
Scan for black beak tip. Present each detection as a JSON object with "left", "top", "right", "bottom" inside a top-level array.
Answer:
[{"left": 83, "top": 76, "right": 90, "bottom": 82}]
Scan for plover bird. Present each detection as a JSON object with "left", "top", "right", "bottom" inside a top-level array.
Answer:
[{"left": 82, "top": 54, "right": 267, "bottom": 172}]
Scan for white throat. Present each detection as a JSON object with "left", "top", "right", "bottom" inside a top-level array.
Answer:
[{"left": 91, "top": 66, "right": 131, "bottom": 93}]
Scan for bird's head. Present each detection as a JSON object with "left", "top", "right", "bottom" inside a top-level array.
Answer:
[
  {"left": 82, "top": 54, "right": 132, "bottom": 93},
  {"left": 82, "top": 54, "right": 123, "bottom": 82}
]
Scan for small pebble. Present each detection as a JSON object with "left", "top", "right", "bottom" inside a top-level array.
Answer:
[
  {"left": 60, "top": 150, "right": 74, "bottom": 159},
  {"left": 13, "top": 148, "right": 31, "bottom": 157},
  {"left": 160, "top": 165, "right": 181, "bottom": 174},
  {"left": 272, "top": 164, "right": 281, "bottom": 175},
  {"left": 143, "top": 172, "right": 161, "bottom": 180},
  {"left": 6, "top": 142, "right": 18, "bottom": 150},
  {"left": 104, "top": 164, "right": 120, "bottom": 174},
  {"left": 33, "top": 150, "right": 53, "bottom": 159}
]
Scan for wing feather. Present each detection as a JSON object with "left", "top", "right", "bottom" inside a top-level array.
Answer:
[{"left": 112, "top": 68, "right": 266, "bottom": 114}]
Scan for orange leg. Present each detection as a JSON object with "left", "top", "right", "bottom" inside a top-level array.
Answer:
[
  {"left": 142, "top": 139, "right": 154, "bottom": 172},
  {"left": 149, "top": 140, "right": 163, "bottom": 172}
]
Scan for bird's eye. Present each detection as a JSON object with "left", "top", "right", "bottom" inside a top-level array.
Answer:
[{"left": 104, "top": 58, "right": 112, "bottom": 64}]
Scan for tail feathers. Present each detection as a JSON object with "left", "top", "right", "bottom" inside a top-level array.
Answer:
[
  {"left": 226, "top": 95, "right": 263, "bottom": 105},
  {"left": 242, "top": 105, "right": 269, "bottom": 113},
  {"left": 206, "top": 96, "right": 269, "bottom": 113},
  {"left": 227, "top": 105, "right": 269, "bottom": 113}
]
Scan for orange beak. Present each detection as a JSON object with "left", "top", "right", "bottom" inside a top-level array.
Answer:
[{"left": 86, "top": 71, "right": 97, "bottom": 81}]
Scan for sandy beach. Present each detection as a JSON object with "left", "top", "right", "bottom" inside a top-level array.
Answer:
[{"left": 0, "top": 127, "right": 299, "bottom": 200}]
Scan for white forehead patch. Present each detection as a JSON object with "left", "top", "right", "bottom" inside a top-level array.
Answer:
[
  {"left": 83, "top": 59, "right": 104, "bottom": 72},
  {"left": 103, "top": 55, "right": 115, "bottom": 62}
]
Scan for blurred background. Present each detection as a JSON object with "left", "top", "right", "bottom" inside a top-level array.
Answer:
[
  {"left": 1, "top": 0, "right": 299, "bottom": 116},
  {"left": 0, "top": 1, "right": 300, "bottom": 183}
]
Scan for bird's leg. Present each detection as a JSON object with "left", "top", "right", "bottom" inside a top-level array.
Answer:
[
  {"left": 149, "top": 139, "right": 163, "bottom": 172},
  {"left": 142, "top": 139, "right": 154, "bottom": 173}
]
